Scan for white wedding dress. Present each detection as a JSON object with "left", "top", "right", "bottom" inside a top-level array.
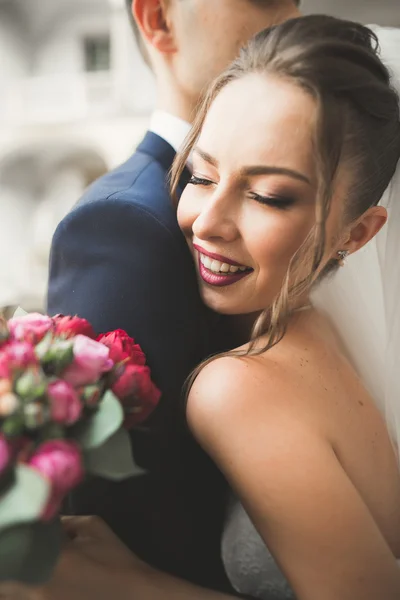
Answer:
[{"left": 221, "top": 25, "right": 400, "bottom": 600}]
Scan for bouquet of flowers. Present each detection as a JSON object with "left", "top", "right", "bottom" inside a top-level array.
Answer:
[{"left": 0, "top": 310, "right": 160, "bottom": 584}]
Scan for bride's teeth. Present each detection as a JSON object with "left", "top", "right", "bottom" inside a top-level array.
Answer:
[
  {"left": 220, "top": 263, "right": 230, "bottom": 273},
  {"left": 202, "top": 255, "right": 212, "bottom": 269},
  {"left": 200, "top": 252, "right": 248, "bottom": 274},
  {"left": 210, "top": 260, "right": 223, "bottom": 273}
]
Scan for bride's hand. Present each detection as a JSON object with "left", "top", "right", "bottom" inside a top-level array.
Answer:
[
  {"left": 43, "top": 516, "right": 152, "bottom": 600},
  {"left": 0, "top": 517, "right": 152, "bottom": 600},
  {"left": 0, "top": 517, "right": 233, "bottom": 600},
  {"left": 61, "top": 515, "right": 144, "bottom": 570}
]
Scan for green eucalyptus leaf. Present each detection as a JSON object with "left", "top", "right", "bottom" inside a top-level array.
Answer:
[
  {"left": 0, "top": 464, "right": 50, "bottom": 532},
  {"left": 84, "top": 427, "right": 145, "bottom": 480},
  {"left": 12, "top": 307, "right": 28, "bottom": 318},
  {"left": 72, "top": 390, "right": 123, "bottom": 451},
  {"left": 0, "top": 519, "right": 62, "bottom": 584}
]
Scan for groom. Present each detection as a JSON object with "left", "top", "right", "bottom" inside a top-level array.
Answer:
[{"left": 47, "top": 0, "right": 301, "bottom": 591}]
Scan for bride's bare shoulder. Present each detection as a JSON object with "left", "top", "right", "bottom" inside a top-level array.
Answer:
[{"left": 186, "top": 353, "right": 307, "bottom": 454}]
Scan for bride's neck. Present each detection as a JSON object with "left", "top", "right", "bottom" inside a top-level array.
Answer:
[
  {"left": 224, "top": 299, "right": 314, "bottom": 348},
  {"left": 226, "top": 312, "right": 261, "bottom": 347}
]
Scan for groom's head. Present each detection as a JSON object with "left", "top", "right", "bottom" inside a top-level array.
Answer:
[{"left": 127, "top": 0, "right": 301, "bottom": 118}]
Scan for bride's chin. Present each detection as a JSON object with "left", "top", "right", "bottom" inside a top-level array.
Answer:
[{"left": 199, "top": 290, "right": 246, "bottom": 316}]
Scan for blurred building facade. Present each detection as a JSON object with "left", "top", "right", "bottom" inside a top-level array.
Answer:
[
  {"left": 0, "top": 0, "right": 398, "bottom": 314},
  {"left": 0, "top": 0, "right": 154, "bottom": 312}
]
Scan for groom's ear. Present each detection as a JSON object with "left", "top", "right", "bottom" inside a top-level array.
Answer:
[
  {"left": 344, "top": 206, "right": 387, "bottom": 254},
  {"left": 133, "top": 0, "right": 177, "bottom": 56}
]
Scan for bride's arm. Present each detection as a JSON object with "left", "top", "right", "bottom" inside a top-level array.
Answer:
[
  {"left": 0, "top": 556, "right": 238, "bottom": 600},
  {"left": 9, "top": 516, "right": 240, "bottom": 600},
  {"left": 187, "top": 356, "right": 400, "bottom": 600}
]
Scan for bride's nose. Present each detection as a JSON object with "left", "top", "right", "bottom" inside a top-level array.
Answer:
[{"left": 192, "top": 190, "right": 240, "bottom": 243}]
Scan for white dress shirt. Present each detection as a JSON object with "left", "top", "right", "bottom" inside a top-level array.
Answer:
[{"left": 149, "top": 110, "right": 192, "bottom": 155}]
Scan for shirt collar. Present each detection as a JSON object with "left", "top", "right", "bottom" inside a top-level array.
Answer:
[{"left": 149, "top": 110, "right": 192, "bottom": 155}]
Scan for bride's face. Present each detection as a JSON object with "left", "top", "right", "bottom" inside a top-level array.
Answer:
[{"left": 178, "top": 73, "right": 344, "bottom": 315}]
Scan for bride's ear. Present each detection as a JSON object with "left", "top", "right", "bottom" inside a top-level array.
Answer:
[{"left": 339, "top": 205, "right": 387, "bottom": 256}]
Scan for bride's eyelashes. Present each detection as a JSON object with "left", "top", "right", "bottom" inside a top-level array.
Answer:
[
  {"left": 248, "top": 191, "right": 295, "bottom": 210},
  {"left": 189, "top": 175, "right": 295, "bottom": 210},
  {"left": 189, "top": 175, "right": 214, "bottom": 186}
]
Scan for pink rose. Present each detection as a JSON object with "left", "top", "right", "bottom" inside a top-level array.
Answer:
[
  {"left": 0, "top": 435, "right": 11, "bottom": 478},
  {"left": 52, "top": 315, "right": 96, "bottom": 340},
  {"left": 28, "top": 440, "right": 84, "bottom": 521},
  {"left": 97, "top": 329, "right": 145, "bottom": 366},
  {"left": 62, "top": 335, "right": 113, "bottom": 387},
  {"left": 8, "top": 313, "right": 53, "bottom": 345},
  {"left": 0, "top": 341, "right": 37, "bottom": 378},
  {"left": 112, "top": 364, "right": 161, "bottom": 428},
  {"left": 47, "top": 380, "right": 82, "bottom": 425}
]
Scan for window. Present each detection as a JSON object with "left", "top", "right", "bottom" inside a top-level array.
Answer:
[{"left": 84, "top": 35, "right": 111, "bottom": 72}]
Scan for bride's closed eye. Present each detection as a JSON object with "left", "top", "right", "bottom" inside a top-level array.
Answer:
[
  {"left": 248, "top": 191, "right": 295, "bottom": 210},
  {"left": 189, "top": 174, "right": 295, "bottom": 210},
  {"left": 189, "top": 175, "right": 215, "bottom": 186}
]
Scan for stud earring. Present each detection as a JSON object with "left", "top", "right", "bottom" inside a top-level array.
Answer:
[{"left": 337, "top": 250, "right": 349, "bottom": 266}]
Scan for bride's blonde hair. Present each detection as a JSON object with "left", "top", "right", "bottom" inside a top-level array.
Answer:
[{"left": 171, "top": 15, "right": 400, "bottom": 384}]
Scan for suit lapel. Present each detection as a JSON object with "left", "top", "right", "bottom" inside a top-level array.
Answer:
[{"left": 137, "top": 131, "right": 191, "bottom": 194}]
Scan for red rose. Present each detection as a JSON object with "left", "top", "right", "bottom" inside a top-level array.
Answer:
[
  {"left": 97, "top": 329, "right": 145, "bottom": 366},
  {"left": 53, "top": 315, "right": 96, "bottom": 340},
  {"left": 112, "top": 364, "right": 160, "bottom": 428}
]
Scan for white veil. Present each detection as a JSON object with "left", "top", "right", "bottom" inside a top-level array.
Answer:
[{"left": 312, "top": 25, "right": 400, "bottom": 459}]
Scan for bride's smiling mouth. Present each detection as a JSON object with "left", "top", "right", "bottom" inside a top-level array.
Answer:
[{"left": 193, "top": 243, "right": 253, "bottom": 287}]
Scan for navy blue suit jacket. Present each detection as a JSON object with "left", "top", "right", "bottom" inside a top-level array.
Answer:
[{"left": 47, "top": 132, "right": 232, "bottom": 590}]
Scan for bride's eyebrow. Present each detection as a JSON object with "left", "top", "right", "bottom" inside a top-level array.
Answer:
[
  {"left": 193, "top": 146, "right": 218, "bottom": 167},
  {"left": 240, "top": 165, "right": 311, "bottom": 185},
  {"left": 193, "top": 146, "right": 311, "bottom": 185}
]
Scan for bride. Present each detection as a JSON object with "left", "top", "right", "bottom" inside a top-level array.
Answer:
[{"left": 3, "top": 15, "right": 400, "bottom": 600}]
